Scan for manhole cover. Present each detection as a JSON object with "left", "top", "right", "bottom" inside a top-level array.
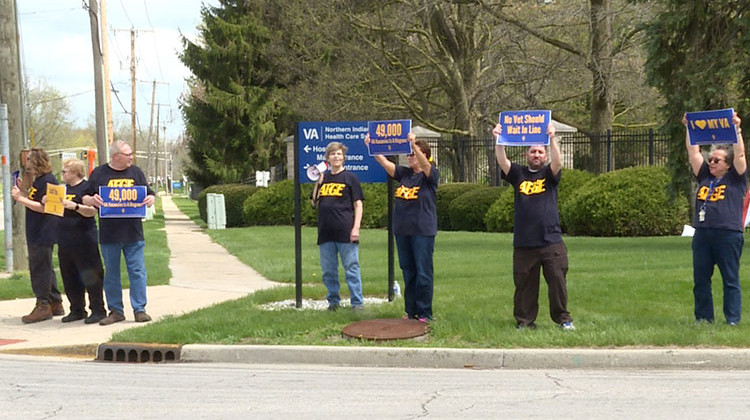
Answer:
[{"left": 342, "top": 318, "right": 429, "bottom": 341}]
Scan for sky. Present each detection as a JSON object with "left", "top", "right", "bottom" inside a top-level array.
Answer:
[{"left": 17, "top": 0, "right": 218, "bottom": 142}]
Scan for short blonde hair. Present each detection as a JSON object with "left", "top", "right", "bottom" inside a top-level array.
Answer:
[
  {"left": 62, "top": 158, "right": 86, "bottom": 179},
  {"left": 325, "top": 142, "right": 347, "bottom": 159}
]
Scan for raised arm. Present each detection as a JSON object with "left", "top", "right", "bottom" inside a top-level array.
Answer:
[
  {"left": 732, "top": 112, "right": 746, "bottom": 175},
  {"left": 548, "top": 123, "right": 562, "bottom": 176},
  {"left": 684, "top": 113, "right": 704, "bottom": 176},
  {"left": 409, "top": 132, "right": 432, "bottom": 178},
  {"left": 493, "top": 124, "right": 511, "bottom": 175},
  {"left": 365, "top": 134, "right": 396, "bottom": 177}
]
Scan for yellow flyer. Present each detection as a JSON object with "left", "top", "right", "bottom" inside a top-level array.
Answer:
[{"left": 44, "top": 183, "right": 66, "bottom": 217}]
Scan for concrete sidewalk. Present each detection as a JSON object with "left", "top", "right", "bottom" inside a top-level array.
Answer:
[{"left": 0, "top": 196, "right": 277, "bottom": 351}]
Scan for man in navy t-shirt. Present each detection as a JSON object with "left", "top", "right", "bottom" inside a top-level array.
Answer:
[
  {"left": 83, "top": 140, "right": 155, "bottom": 326},
  {"left": 494, "top": 122, "right": 574, "bottom": 331}
]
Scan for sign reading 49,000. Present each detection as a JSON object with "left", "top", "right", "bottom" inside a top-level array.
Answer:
[{"left": 99, "top": 186, "right": 147, "bottom": 218}]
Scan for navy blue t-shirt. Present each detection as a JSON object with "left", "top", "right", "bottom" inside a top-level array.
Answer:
[
  {"left": 502, "top": 163, "right": 562, "bottom": 248},
  {"left": 392, "top": 165, "right": 439, "bottom": 236},
  {"left": 83, "top": 164, "right": 154, "bottom": 244},
  {"left": 25, "top": 172, "right": 59, "bottom": 246},
  {"left": 58, "top": 180, "right": 99, "bottom": 246},
  {"left": 316, "top": 170, "right": 364, "bottom": 244},
  {"left": 693, "top": 162, "right": 747, "bottom": 232}
]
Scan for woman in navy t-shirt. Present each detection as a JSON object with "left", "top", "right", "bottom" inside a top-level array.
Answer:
[
  {"left": 366, "top": 132, "right": 439, "bottom": 322},
  {"left": 684, "top": 112, "right": 747, "bottom": 325}
]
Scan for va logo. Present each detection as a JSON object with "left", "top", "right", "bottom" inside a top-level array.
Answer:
[{"left": 303, "top": 128, "right": 320, "bottom": 140}]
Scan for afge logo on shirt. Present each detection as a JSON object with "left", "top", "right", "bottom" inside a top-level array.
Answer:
[
  {"left": 518, "top": 179, "right": 546, "bottom": 196},
  {"left": 319, "top": 183, "right": 346, "bottom": 197},
  {"left": 107, "top": 179, "right": 135, "bottom": 187},
  {"left": 697, "top": 185, "right": 726, "bottom": 202},
  {"left": 395, "top": 185, "right": 420, "bottom": 200}
]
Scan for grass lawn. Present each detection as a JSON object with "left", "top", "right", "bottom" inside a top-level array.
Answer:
[
  {"left": 111, "top": 196, "right": 750, "bottom": 348},
  {"left": 0, "top": 197, "right": 170, "bottom": 301}
]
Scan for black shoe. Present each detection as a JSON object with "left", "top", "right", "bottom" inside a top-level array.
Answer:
[
  {"left": 84, "top": 312, "right": 107, "bottom": 324},
  {"left": 327, "top": 304, "right": 340, "bottom": 312},
  {"left": 516, "top": 322, "right": 537, "bottom": 330},
  {"left": 61, "top": 311, "right": 87, "bottom": 323}
]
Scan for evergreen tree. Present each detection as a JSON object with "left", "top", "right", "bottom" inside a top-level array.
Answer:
[
  {"left": 180, "top": 0, "right": 285, "bottom": 187},
  {"left": 645, "top": 0, "right": 750, "bottom": 199}
]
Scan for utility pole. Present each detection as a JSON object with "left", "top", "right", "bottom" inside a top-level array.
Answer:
[
  {"left": 100, "top": 0, "right": 114, "bottom": 143},
  {"left": 88, "top": 0, "right": 108, "bottom": 164},
  {"left": 146, "top": 81, "right": 167, "bottom": 183},
  {"left": 150, "top": 103, "right": 169, "bottom": 190},
  {"left": 113, "top": 28, "right": 152, "bottom": 163},
  {"left": 0, "top": 0, "right": 28, "bottom": 269}
]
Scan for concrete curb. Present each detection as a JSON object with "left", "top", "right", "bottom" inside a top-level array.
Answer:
[{"left": 180, "top": 345, "right": 750, "bottom": 370}]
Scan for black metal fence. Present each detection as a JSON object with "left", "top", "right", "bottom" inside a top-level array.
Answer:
[{"left": 427, "top": 129, "right": 672, "bottom": 186}]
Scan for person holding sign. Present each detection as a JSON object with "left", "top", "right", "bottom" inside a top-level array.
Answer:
[
  {"left": 494, "top": 122, "right": 575, "bottom": 331},
  {"left": 82, "top": 140, "right": 155, "bottom": 326},
  {"left": 366, "top": 132, "right": 439, "bottom": 323},
  {"left": 57, "top": 159, "right": 106, "bottom": 324},
  {"left": 310, "top": 142, "right": 365, "bottom": 311},
  {"left": 684, "top": 112, "right": 747, "bottom": 325},
  {"left": 11, "top": 148, "right": 64, "bottom": 323}
]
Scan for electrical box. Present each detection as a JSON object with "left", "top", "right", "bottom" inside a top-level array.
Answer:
[{"left": 206, "top": 193, "right": 226, "bottom": 230}]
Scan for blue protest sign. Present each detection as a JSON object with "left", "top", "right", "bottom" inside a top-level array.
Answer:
[
  {"left": 686, "top": 108, "right": 737, "bottom": 145},
  {"left": 496, "top": 110, "right": 551, "bottom": 146},
  {"left": 99, "top": 186, "right": 147, "bottom": 218},
  {"left": 298, "top": 121, "right": 387, "bottom": 184},
  {"left": 367, "top": 119, "right": 412, "bottom": 156}
]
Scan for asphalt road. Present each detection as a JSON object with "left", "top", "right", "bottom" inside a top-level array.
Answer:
[{"left": 2, "top": 355, "right": 750, "bottom": 419}]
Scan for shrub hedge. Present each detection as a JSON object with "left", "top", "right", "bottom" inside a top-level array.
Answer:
[
  {"left": 243, "top": 180, "right": 316, "bottom": 226},
  {"left": 435, "top": 183, "right": 483, "bottom": 230},
  {"left": 561, "top": 166, "right": 688, "bottom": 236},
  {"left": 197, "top": 184, "right": 260, "bottom": 228},
  {"left": 448, "top": 186, "right": 505, "bottom": 231},
  {"left": 484, "top": 187, "right": 514, "bottom": 232}
]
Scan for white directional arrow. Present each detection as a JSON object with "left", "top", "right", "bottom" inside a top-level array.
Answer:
[{"left": 303, "top": 145, "right": 311, "bottom": 153}]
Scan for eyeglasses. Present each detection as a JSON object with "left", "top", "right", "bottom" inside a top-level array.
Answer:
[
  {"left": 118, "top": 152, "right": 134, "bottom": 157},
  {"left": 407, "top": 153, "right": 415, "bottom": 157},
  {"left": 708, "top": 157, "right": 726, "bottom": 164}
]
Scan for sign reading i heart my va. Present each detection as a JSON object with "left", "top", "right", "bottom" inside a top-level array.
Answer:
[
  {"left": 496, "top": 110, "right": 551, "bottom": 146},
  {"left": 686, "top": 108, "right": 738, "bottom": 146}
]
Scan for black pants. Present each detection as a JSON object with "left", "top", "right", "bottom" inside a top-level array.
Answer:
[
  {"left": 58, "top": 243, "right": 105, "bottom": 315},
  {"left": 513, "top": 242, "right": 573, "bottom": 326},
  {"left": 28, "top": 244, "right": 61, "bottom": 304}
]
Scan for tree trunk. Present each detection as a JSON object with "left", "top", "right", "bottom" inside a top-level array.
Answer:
[{"left": 589, "top": 0, "right": 614, "bottom": 173}]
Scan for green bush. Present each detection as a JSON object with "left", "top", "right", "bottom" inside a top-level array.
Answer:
[
  {"left": 561, "top": 166, "right": 688, "bottom": 236},
  {"left": 436, "top": 183, "right": 482, "bottom": 230},
  {"left": 448, "top": 186, "right": 504, "bottom": 232},
  {"left": 484, "top": 187, "right": 515, "bottom": 232},
  {"left": 197, "top": 184, "right": 260, "bottom": 227},
  {"left": 484, "top": 169, "right": 595, "bottom": 233},
  {"left": 558, "top": 169, "right": 596, "bottom": 232},
  {"left": 243, "top": 180, "right": 317, "bottom": 226},
  {"left": 360, "top": 183, "right": 388, "bottom": 228}
]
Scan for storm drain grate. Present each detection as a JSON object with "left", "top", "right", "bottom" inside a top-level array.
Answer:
[{"left": 97, "top": 342, "right": 182, "bottom": 363}]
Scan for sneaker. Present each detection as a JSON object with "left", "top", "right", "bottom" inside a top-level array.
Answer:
[
  {"left": 61, "top": 311, "right": 87, "bottom": 323},
  {"left": 99, "top": 311, "right": 125, "bottom": 326},
  {"left": 327, "top": 304, "right": 340, "bottom": 312},
  {"left": 417, "top": 317, "right": 429, "bottom": 323},
  {"left": 21, "top": 301, "right": 53, "bottom": 324},
  {"left": 50, "top": 301, "right": 65, "bottom": 316},
  {"left": 560, "top": 321, "right": 576, "bottom": 331},
  {"left": 728, "top": 321, "right": 739, "bottom": 326},
  {"left": 84, "top": 312, "right": 107, "bottom": 324},
  {"left": 134, "top": 312, "right": 152, "bottom": 322}
]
